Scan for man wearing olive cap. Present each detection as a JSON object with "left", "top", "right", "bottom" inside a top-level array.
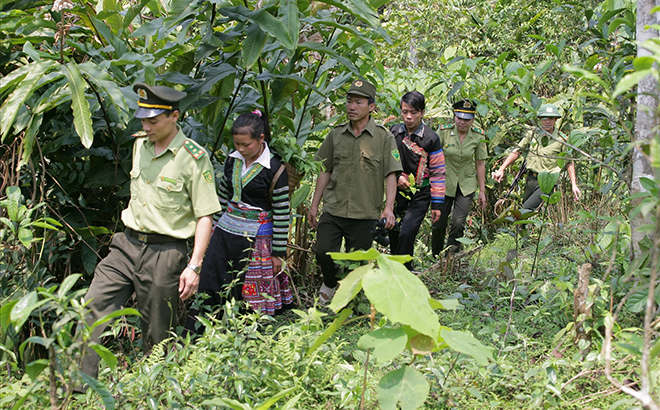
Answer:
[
  {"left": 80, "top": 83, "right": 221, "bottom": 380},
  {"left": 308, "top": 79, "right": 402, "bottom": 305},
  {"left": 492, "top": 103, "right": 581, "bottom": 211}
]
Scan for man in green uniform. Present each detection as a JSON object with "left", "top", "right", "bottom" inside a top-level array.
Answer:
[
  {"left": 80, "top": 83, "right": 221, "bottom": 380},
  {"left": 431, "top": 99, "right": 488, "bottom": 256},
  {"left": 492, "top": 103, "right": 581, "bottom": 210},
  {"left": 308, "top": 79, "right": 402, "bottom": 304}
]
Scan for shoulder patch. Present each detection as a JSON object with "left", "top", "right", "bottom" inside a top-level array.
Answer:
[
  {"left": 471, "top": 126, "right": 485, "bottom": 135},
  {"left": 392, "top": 149, "right": 401, "bottom": 161},
  {"left": 132, "top": 130, "right": 147, "bottom": 138},
  {"left": 203, "top": 169, "right": 214, "bottom": 183},
  {"left": 183, "top": 139, "right": 206, "bottom": 160},
  {"left": 439, "top": 123, "right": 453, "bottom": 130}
]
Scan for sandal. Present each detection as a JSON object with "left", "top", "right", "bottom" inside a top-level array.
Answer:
[{"left": 318, "top": 283, "right": 336, "bottom": 306}]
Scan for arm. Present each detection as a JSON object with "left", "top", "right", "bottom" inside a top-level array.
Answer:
[
  {"left": 492, "top": 150, "right": 520, "bottom": 182},
  {"left": 271, "top": 169, "right": 290, "bottom": 274},
  {"left": 429, "top": 145, "right": 445, "bottom": 223},
  {"left": 381, "top": 172, "right": 397, "bottom": 229},
  {"left": 566, "top": 162, "right": 581, "bottom": 201},
  {"left": 476, "top": 159, "right": 486, "bottom": 209},
  {"left": 179, "top": 215, "right": 213, "bottom": 301},
  {"left": 308, "top": 171, "right": 330, "bottom": 229}
]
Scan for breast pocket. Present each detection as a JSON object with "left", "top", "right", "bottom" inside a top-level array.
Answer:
[
  {"left": 154, "top": 176, "right": 184, "bottom": 211},
  {"left": 129, "top": 168, "right": 141, "bottom": 200},
  {"left": 360, "top": 150, "right": 381, "bottom": 175}
]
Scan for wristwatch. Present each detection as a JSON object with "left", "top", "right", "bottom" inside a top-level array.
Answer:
[{"left": 186, "top": 263, "right": 201, "bottom": 274}]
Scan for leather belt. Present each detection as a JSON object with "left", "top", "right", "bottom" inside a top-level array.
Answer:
[{"left": 125, "top": 228, "right": 184, "bottom": 244}]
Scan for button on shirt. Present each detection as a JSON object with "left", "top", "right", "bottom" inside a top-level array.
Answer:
[
  {"left": 438, "top": 124, "right": 488, "bottom": 197},
  {"left": 516, "top": 128, "right": 566, "bottom": 174},
  {"left": 122, "top": 127, "right": 222, "bottom": 239},
  {"left": 315, "top": 116, "right": 402, "bottom": 220}
]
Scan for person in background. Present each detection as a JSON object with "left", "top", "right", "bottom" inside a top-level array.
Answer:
[
  {"left": 432, "top": 99, "right": 488, "bottom": 256},
  {"left": 308, "top": 79, "right": 402, "bottom": 305},
  {"left": 185, "top": 110, "right": 292, "bottom": 335},
  {"left": 389, "top": 91, "right": 445, "bottom": 269},
  {"left": 491, "top": 103, "right": 581, "bottom": 210},
  {"left": 81, "top": 83, "right": 221, "bottom": 380}
]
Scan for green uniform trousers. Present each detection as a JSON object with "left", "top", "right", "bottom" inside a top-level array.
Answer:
[
  {"left": 431, "top": 184, "right": 474, "bottom": 256},
  {"left": 81, "top": 230, "right": 187, "bottom": 378}
]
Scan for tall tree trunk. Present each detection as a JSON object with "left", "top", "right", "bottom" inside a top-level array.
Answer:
[{"left": 631, "top": 0, "right": 660, "bottom": 257}]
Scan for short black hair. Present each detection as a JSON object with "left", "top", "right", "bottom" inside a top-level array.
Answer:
[
  {"left": 400, "top": 91, "right": 425, "bottom": 112},
  {"left": 231, "top": 111, "right": 271, "bottom": 143}
]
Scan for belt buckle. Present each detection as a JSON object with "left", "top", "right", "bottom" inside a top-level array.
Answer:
[{"left": 138, "top": 233, "right": 148, "bottom": 242}]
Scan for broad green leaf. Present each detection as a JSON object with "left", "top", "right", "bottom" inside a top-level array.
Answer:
[
  {"left": 306, "top": 308, "right": 352, "bottom": 357},
  {"left": 201, "top": 398, "right": 248, "bottom": 410},
  {"left": 1, "top": 60, "right": 57, "bottom": 142},
  {"left": 4, "top": 186, "right": 21, "bottom": 221},
  {"left": 409, "top": 333, "right": 435, "bottom": 356},
  {"left": 80, "top": 372, "right": 115, "bottom": 410},
  {"left": 625, "top": 290, "right": 648, "bottom": 313},
  {"left": 290, "top": 184, "right": 311, "bottom": 209},
  {"left": 58, "top": 274, "right": 82, "bottom": 300},
  {"left": 537, "top": 172, "right": 559, "bottom": 194},
  {"left": 242, "top": 22, "right": 267, "bottom": 70},
  {"left": 280, "top": 0, "right": 299, "bottom": 52},
  {"left": 377, "top": 367, "right": 429, "bottom": 410},
  {"left": 18, "top": 112, "right": 43, "bottom": 168},
  {"left": 383, "top": 254, "right": 413, "bottom": 264},
  {"left": 317, "top": 0, "right": 380, "bottom": 29},
  {"left": 357, "top": 327, "right": 407, "bottom": 363},
  {"left": 90, "top": 343, "right": 118, "bottom": 370},
  {"left": 0, "top": 301, "right": 17, "bottom": 333},
  {"left": 440, "top": 329, "right": 494, "bottom": 366},
  {"left": 90, "top": 308, "right": 141, "bottom": 328},
  {"left": 220, "top": 7, "right": 294, "bottom": 51},
  {"left": 363, "top": 255, "right": 440, "bottom": 338},
  {"left": 11, "top": 291, "right": 37, "bottom": 332},
  {"left": 25, "top": 359, "right": 48, "bottom": 381},
  {"left": 19, "top": 336, "right": 54, "bottom": 361},
  {"left": 429, "top": 298, "right": 459, "bottom": 310},
  {"left": 328, "top": 263, "right": 372, "bottom": 313},
  {"left": 254, "top": 386, "right": 298, "bottom": 410},
  {"left": 562, "top": 64, "right": 607, "bottom": 88},
  {"left": 61, "top": 62, "right": 94, "bottom": 148},
  {"left": 328, "top": 248, "right": 380, "bottom": 261},
  {"left": 612, "top": 69, "right": 653, "bottom": 99},
  {"left": 78, "top": 62, "right": 131, "bottom": 125},
  {"left": 197, "top": 63, "right": 237, "bottom": 95}
]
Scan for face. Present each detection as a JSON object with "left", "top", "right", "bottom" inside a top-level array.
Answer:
[
  {"left": 140, "top": 111, "right": 179, "bottom": 144},
  {"left": 346, "top": 94, "right": 374, "bottom": 123},
  {"left": 540, "top": 116, "right": 558, "bottom": 132},
  {"left": 233, "top": 132, "right": 264, "bottom": 162},
  {"left": 401, "top": 101, "right": 424, "bottom": 132},
  {"left": 454, "top": 114, "right": 474, "bottom": 134}
]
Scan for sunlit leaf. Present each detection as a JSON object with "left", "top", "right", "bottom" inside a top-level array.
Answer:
[
  {"left": 61, "top": 62, "right": 94, "bottom": 148},
  {"left": 440, "top": 329, "right": 494, "bottom": 366},
  {"left": 358, "top": 327, "right": 407, "bottom": 363},
  {"left": 377, "top": 367, "right": 429, "bottom": 410},
  {"left": 328, "top": 263, "right": 372, "bottom": 313},
  {"left": 612, "top": 69, "right": 652, "bottom": 99}
]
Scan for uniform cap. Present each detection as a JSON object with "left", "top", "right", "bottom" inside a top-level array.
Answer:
[
  {"left": 133, "top": 83, "right": 187, "bottom": 119},
  {"left": 538, "top": 103, "right": 561, "bottom": 118},
  {"left": 347, "top": 79, "right": 376, "bottom": 99},
  {"left": 452, "top": 99, "right": 477, "bottom": 120}
]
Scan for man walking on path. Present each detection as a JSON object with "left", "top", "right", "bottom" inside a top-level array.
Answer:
[{"left": 308, "top": 79, "right": 402, "bottom": 304}]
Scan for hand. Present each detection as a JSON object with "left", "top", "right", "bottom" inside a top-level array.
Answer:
[
  {"left": 308, "top": 205, "right": 319, "bottom": 229},
  {"left": 479, "top": 191, "right": 487, "bottom": 209},
  {"left": 397, "top": 174, "right": 410, "bottom": 190},
  {"left": 572, "top": 185, "right": 582, "bottom": 202},
  {"left": 179, "top": 266, "right": 200, "bottom": 301},
  {"left": 272, "top": 256, "right": 283, "bottom": 274},
  {"left": 380, "top": 207, "right": 396, "bottom": 230},
  {"left": 431, "top": 209, "right": 441, "bottom": 224},
  {"left": 492, "top": 169, "right": 504, "bottom": 183}
]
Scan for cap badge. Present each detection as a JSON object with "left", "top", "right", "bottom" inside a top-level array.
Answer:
[
  {"left": 546, "top": 107, "right": 552, "bottom": 112},
  {"left": 355, "top": 81, "right": 363, "bottom": 87},
  {"left": 138, "top": 88, "right": 147, "bottom": 99},
  {"left": 464, "top": 101, "right": 471, "bottom": 108}
]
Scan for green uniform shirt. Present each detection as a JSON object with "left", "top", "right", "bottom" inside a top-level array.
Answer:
[
  {"left": 438, "top": 124, "right": 488, "bottom": 197},
  {"left": 122, "top": 127, "right": 222, "bottom": 239},
  {"left": 315, "top": 116, "right": 403, "bottom": 219},
  {"left": 516, "top": 128, "right": 566, "bottom": 174}
]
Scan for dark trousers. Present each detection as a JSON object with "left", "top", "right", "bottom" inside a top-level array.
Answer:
[
  {"left": 432, "top": 186, "right": 474, "bottom": 255},
  {"left": 522, "top": 173, "right": 551, "bottom": 211},
  {"left": 389, "top": 186, "right": 431, "bottom": 268},
  {"left": 81, "top": 231, "right": 187, "bottom": 378},
  {"left": 185, "top": 227, "right": 251, "bottom": 335},
  {"left": 315, "top": 213, "right": 376, "bottom": 288}
]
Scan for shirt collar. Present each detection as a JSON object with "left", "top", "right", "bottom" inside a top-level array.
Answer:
[
  {"left": 399, "top": 122, "right": 425, "bottom": 138},
  {"left": 342, "top": 115, "right": 378, "bottom": 138},
  {"left": 229, "top": 142, "right": 272, "bottom": 169}
]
